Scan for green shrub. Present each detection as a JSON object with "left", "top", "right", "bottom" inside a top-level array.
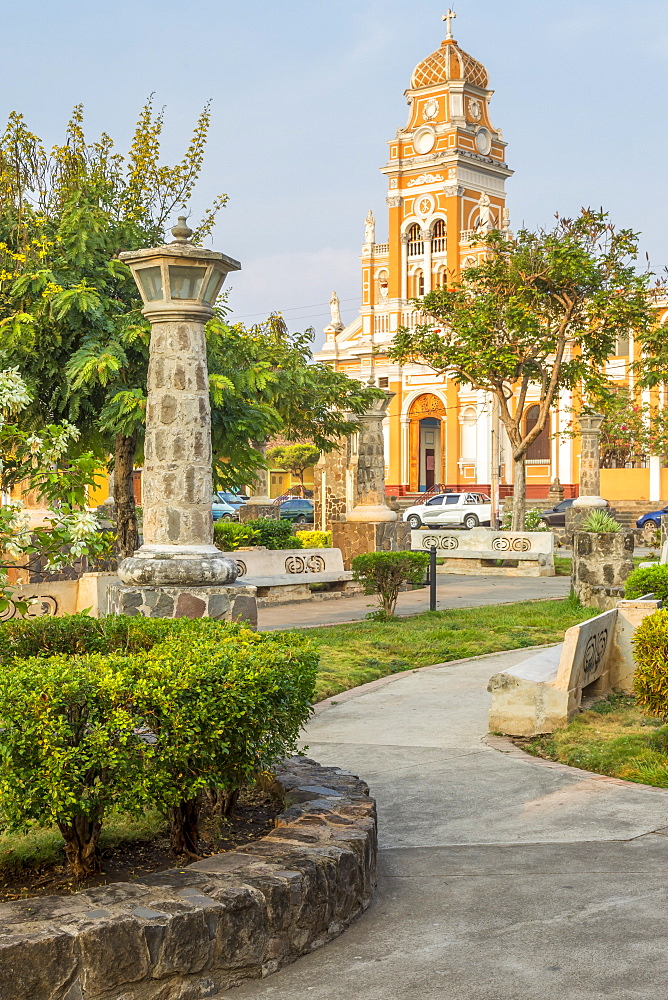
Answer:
[
  {"left": 213, "top": 521, "right": 260, "bottom": 552},
  {"left": 247, "top": 517, "right": 302, "bottom": 549},
  {"left": 295, "top": 530, "right": 332, "bottom": 548},
  {"left": 0, "top": 616, "right": 317, "bottom": 875},
  {"left": 501, "top": 508, "right": 549, "bottom": 532},
  {"left": 625, "top": 564, "right": 668, "bottom": 602},
  {"left": 633, "top": 609, "right": 668, "bottom": 722},
  {"left": 580, "top": 509, "right": 623, "bottom": 533},
  {"left": 352, "top": 550, "right": 429, "bottom": 619}
]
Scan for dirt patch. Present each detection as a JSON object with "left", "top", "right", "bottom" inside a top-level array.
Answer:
[{"left": 0, "top": 787, "right": 281, "bottom": 903}]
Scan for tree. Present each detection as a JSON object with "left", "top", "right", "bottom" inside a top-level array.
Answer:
[
  {"left": 266, "top": 443, "right": 320, "bottom": 491},
  {"left": 0, "top": 107, "right": 384, "bottom": 555},
  {"left": 389, "top": 211, "right": 652, "bottom": 529},
  {"left": 0, "top": 101, "right": 226, "bottom": 556},
  {"left": 0, "top": 368, "right": 107, "bottom": 611}
]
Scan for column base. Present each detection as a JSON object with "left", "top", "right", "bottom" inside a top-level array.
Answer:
[
  {"left": 331, "top": 521, "right": 411, "bottom": 570},
  {"left": 118, "top": 545, "right": 238, "bottom": 587},
  {"left": 107, "top": 582, "right": 257, "bottom": 628}
]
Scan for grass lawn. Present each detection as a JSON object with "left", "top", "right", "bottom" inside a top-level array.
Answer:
[
  {"left": 299, "top": 597, "right": 595, "bottom": 701},
  {"left": 523, "top": 693, "right": 668, "bottom": 788}
]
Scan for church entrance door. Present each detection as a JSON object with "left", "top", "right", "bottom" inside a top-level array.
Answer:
[{"left": 408, "top": 395, "right": 447, "bottom": 493}]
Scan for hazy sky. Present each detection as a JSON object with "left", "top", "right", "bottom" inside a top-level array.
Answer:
[{"left": 3, "top": 1, "right": 667, "bottom": 344}]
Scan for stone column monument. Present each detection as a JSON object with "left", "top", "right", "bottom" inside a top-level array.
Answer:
[
  {"left": 107, "top": 218, "right": 256, "bottom": 624},
  {"left": 330, "top": 392, "right": 410, "bottom": 568},
  {"left": 578, "top": 413, "right": 605, "bottom": 501}
]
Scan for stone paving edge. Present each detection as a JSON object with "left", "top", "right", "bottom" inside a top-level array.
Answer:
[{"left": 0, "top": 757, "right": 377, "bottom": 1000}]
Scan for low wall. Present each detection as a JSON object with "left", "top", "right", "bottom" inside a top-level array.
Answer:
[
  {"left": 218, "top": 547, "right": 351, "bottom": 589},
  {"left": 0, "top": 572, "right": 119, "bottom": 621},
  {"left": 488, "top": 598, "right": 661, "bottom": 736},
  {"left": 411, "top": 528, "right": 555, "bottom": 577},
  {"left": 0, "top": 757, "right": 377, "bottom": 1000}
]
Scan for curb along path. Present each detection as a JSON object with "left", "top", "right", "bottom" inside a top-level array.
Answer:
[{"left": 235, "top": 647, "right": 668, "bottom": 1000}]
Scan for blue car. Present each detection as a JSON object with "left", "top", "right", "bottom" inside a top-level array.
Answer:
[{"left": 636, "top": 506, "right": 668, "bottom": 536}]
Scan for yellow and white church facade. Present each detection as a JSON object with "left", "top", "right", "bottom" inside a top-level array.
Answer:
[{"left": 316, "top": 13, "right": 668, "bottom": 503}]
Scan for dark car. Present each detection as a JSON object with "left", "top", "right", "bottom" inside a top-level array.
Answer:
[
  {"left": 279, "top": 498, "right": 314, "bottom": 524},
  {"left": 539, "top": 498, "right": 575, "bottom": 528},
  {"left": 636, "top": 506, "right": 668, "bottom": 537}
]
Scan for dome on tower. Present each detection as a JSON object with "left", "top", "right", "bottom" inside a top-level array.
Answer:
[{"left": 410, "top": 39, "right": 489, "bottom": 90}]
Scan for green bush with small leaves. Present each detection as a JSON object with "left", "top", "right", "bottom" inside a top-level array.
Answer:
[
  {"left": 633, "top": 609, "right": 668, "bottom": 722},
  {"left": 246, "top": 517, "right": 301, "bottom": 549},
  {"left": 501, "top": 508, "right": 549, "bottom": 532},
  {"left": 0, "top": 615, "right": 317, "bottom": 876},
  {"left": 213, "top": 520, "right": 260, "bottom": 551},
  {"left": 352, "top": 550, "right": 429, "bottom": 619},
  {"left": 295, "top": 530, "right": 332, "bottom": 548},
  {"left": 625, "top": 564, "right": 668, "bottom": 602}
]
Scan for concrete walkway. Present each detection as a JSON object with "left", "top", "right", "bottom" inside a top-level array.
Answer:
[
  {"left": 258, "top": 574, "right": 571, "bottom": 630},
  {"left": 235, "top": 648, "right": 668, "bottom": 1000}
]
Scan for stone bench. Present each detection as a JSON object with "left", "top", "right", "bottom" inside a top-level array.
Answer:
[
  {"left": 487, "top": 598, "right": 661, "bottom": 736},
  {"left": 411, "top": 528, "right": 555, "bottom": 577},
  {"left": 218, "top": 547, "right": 354, "bottom": 604}
]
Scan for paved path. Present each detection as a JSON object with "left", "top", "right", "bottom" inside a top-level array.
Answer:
[
  {"left": 258, "top": 575, "right": 571, "bottom": 630},
  {"left": 235, "top": 648, "right": 668, "bottom": 1000}
]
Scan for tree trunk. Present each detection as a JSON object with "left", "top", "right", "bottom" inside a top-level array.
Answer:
[
  {"left": 169, "top": 797, "right": 201, "bottom": 857},
  {"left": 511, "top": 455, "right": 527, "bottom": 532},
  {"left": 58, "top": 814, "right": 103, "bottom": 878},
  {"left": 114, "top": 431, "right": 138, "bottom": 559}
]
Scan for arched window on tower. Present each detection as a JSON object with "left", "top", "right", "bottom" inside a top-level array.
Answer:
[
  {"left": 411, "top": 269, "right": 425, "bottom": 298},
  {"left": 432, "top": 219, "right": 447, "bottom": 254},
  {"left": 407, "top": 223, "right": 423, "bottom": 257},
  {"left": 525, "top": 405, "right": 550, "bottom": 462}
]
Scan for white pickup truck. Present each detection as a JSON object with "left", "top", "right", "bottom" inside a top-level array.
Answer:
[{"left": 402, "top": 492, "right": 492, "bottom": 530}]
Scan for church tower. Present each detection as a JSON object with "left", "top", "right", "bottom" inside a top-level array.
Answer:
[{"left": 318, "top": 13, "right": 513, "bottom": 494}]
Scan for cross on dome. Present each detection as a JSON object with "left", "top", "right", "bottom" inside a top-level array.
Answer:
[{"left": 442, "top": 8, "right": 457, "bottom": 39}]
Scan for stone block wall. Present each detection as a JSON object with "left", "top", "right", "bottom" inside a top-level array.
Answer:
[
  {"left": 571, "top": 531, "right": 635, "bottom": 611},
  {"left": 332, "top": 521, "right": 411, "bottom": 570},
  {"left": 108, "top": 583, "right": 258, "bottom": 628},
  {"left": 0, "top": 757, "right": 377, "bottom": 1000}
]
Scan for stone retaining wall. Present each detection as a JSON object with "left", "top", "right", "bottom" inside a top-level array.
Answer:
[{"left": 0, "top": 758, "right": 376, "bottom": 1000}]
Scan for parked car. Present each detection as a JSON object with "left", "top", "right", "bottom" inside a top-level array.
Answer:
[
  {"left": 279, "top": 498, "right": 314, "bottom": 524},
  {"left": 539, "top": 497, "right": 611, "bottom": 528},
  {"left": 538, "top": 498, "right": 575, "bottom": 528},
  {"left": 214, "top": 490, "right": 248, "bottom": 508},
  {"left": 636, "top": 506, "right": 668, "bottom": 536},
  {"left": 211, "top": 495, "right": 240, "bottom": 521},
  {"left": 402, "top": 492, "right": 491, "bottom": 530}
]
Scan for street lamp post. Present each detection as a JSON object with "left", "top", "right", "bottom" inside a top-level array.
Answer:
[{"left": 107, "top": 218, "right": 256, "bottom": 623}]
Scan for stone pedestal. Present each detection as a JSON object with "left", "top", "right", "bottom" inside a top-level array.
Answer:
[
  {"left": 108, "top": 582, "right": 257, "bottom": 627},
  {"left": 238, "top": 503, "right": 276, "bottom": 523},
  {"left": 571, "top": 530, "right": 634, "bottom": 610},
  {"left": 332, "top": 521, "right": 411, "bottom": 570}
]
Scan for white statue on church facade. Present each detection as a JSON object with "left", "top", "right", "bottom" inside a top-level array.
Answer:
[
  {"left": 329, "top": 291, "right": 343, "bottom": 331},
  {"left": 477, "top": 191, "right": 494, "bottom": 233},
  {"left": 365, "top": 210, "right": 376, "bottom": 245}
]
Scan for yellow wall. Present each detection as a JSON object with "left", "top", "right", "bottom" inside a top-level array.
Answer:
[
  {"left": 88, "top": 468, "right": 110, "bottom": 507},
  {"left": 600, "top": 468, "right": 650, "bottom": 501}
]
